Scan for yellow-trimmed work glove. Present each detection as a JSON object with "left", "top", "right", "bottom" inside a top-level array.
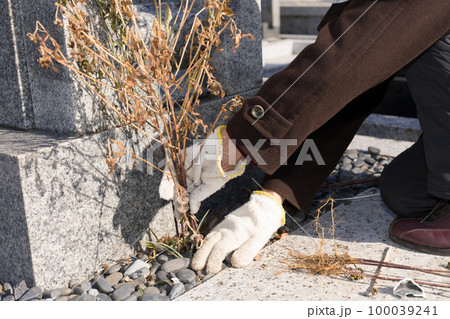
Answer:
[{"left": 192, "top": 191, "right": 286, "bottom": 274}]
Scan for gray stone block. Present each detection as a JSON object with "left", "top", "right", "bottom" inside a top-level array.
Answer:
[
  {"left": 280, "top": 3, "right": 330, "bottom": 35},
  {"left": 357, "top": 114, "right": 421, "bottom": 142},
  {"left": 2, "top": 0, "right": 263, "bottom": 134},
  {"left": 0, "top": 126, "right": 176, "bottom": 289},
  {"left": 1, "top": 0, "right": 34, "bottom": 130},
  {"left": 1, "top": 0, "right": 115, "bottom": 135},
  {"left": 211, "top": 0, "right": 263, "bottom": 96}
]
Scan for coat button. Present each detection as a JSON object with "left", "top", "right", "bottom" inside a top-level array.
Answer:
[{"left": 251, "top": 105, "right": 265, "bottom": 119}]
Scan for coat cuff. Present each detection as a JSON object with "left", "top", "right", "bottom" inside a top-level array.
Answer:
[{"left": 226, "top": 96, "right": 294, "bottom": 174}]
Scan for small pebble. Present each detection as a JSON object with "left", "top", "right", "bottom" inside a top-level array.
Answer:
[
  {"left": 352, "top": 160, "right": 365, "bottom": 168},
  {"left": 55, "top": 296, "right": 70, "bottom": 301},
  {"left": 341, "top": 164, "right": 352, "bottom": 171},
  {"left": 202, "top": 274, "right": 215, "bottom": 281},
  {"left": 351, "top": 168, "right": 363, "bottom": 174},
  {"left": 2, "top": 295, "right": 15, "bottom": 301},
  {"left": 339, "top": 170, "right": 354, "bottom": 182},
  {"left": 105, "top": 272, "right": 123, "bottom": 286},
  {"left": 176, "top": 269, "right": 196, "bottom": 284},
  {"left": 150, "top": 262, "right": 161, "bottom": 275},
  {"left": 368, "top": 146, "right": 381, "bottom": 156},
  {"left": 132, "top": 267, "right": 150, "bottom": 279},
  {"left": 60, "top": 287, "right": 72, "bottom": 296},
  {"left": 184, "top": 283, "right": 195, "bottom": 291},
  {"left": 68, "top": 295, "right": 81, "bottom": 301},
  {"left": 156, "top": 253, "right": 171, "bottom": 264},
  {"left": 159, "top": 284, "right": 172, "bottom": 295},
  {"left": 124, "top": 260, "right": 150, "bottom": 276},
  {"left": 141, "top": 293, "right": 170, "bottom": 301},
  {"left": 97, "top": 293, "right": 112, "bottom": 301},
  {"left": 88, "top": 289, "right": 99, "bottom": 297},
  {"left": 73, "top": 282, "right": 91, "bottom": 295},
  {"left": 342, "top": 157, "right": 352, "bottom": 165},
  {"left": 124, "top": 294, "right": 137, "bottom": 301},
  {"left": 137, "top": 284, "right": 147, "bottom": 291},
  {"left": 3, "top": 283, "right": 13, "bottom": 295},
  {"left": 68, "top": 279, "right": 81, "bottom": 289},
  {"left": 104, "top": 265, "right": 121, "bottom": 275},
  {"left": 113, "top": 282, "right": 129, "bottom": 289},
  {"left": 130, "top": 275, "right": 146, "bottom": 288},
  {"left": 19, "top": 286, "right": 42, "bottom": 301},
  {"left": 168, "top": 282, "right": 185, "bottom": 300},
  {"left": 143, "top": 286, "right": 160, "bottom": 295},
  {"left": 13, "top": 280, "right": 28, "bottom": 300},
  {"left": 365, "top": 157, "right": 376, "bottom": 165},
  {"left": 347, "top": 152, "right": 358, "bottom": 160},
  {"left": 111, "top": 284, "right": 134, "bottom": 301},
  {"left": 161, "top": 258, "right": 190, "bottom": 273},
  {"left": 73, "top": 294, "right": 96, "bottom": 301},
  {"left": 96, "top": 277, "right": 115, "bottom": 294},
  {"left": 156, "top": 271, "right": 170, "bottom": 282},
  {"left": 375, "top": 166, "right": 384, "bottom": 172},
  {"left": 43, "top": 288, "right": 62, "bottom": 299}
]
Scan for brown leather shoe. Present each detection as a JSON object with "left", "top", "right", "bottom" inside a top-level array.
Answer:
[{"left": 389, "top": 200, "right": 450, "bottom": 256}]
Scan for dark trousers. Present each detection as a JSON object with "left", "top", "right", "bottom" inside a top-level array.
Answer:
[
  {"left": 256, "top": 1, "right": 450, "bottom": 213},
  {"left": 380, "top": 36, "right": 450, "bottom": 218}
]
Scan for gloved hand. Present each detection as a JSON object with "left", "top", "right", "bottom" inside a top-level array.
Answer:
[
  {"left": 159, "top": 125, "right": 246, "bottom": 214},
  {"left": 191, "top": 191, "right": 286, "bottom": 274}
]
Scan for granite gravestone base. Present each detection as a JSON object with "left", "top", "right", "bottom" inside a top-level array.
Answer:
[{"left": 0, "top": 0, "right": 263, "bottom": 288}]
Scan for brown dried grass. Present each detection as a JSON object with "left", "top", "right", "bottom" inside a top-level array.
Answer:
[{"left": 27, "top": 0, "right": 252, "bottom": 246}]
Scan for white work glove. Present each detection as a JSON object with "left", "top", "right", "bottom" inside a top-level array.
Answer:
[
  {"left": 191, "top": 191, "right": 286, "bottom": 274},
  {"left": 159, "top": 125, "right": 246, "bottom": 214}
]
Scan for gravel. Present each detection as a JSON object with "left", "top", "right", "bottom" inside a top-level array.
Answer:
[
  {"left": 96, "top": 277, "right": 114, "bottom": 294},
  {"left": 124, "top": 294, "right": 138, "bottom": 301},
  {"left": 105, "top": 272, "right": 123, "bottom": 286},
  {"left": 96, "top": 293, "right": 112, "bottom": 301},
  {"left": 156, "top": 270, "right": 170, "bottom": 282},
  {"left": 88, "top": 289, "right": 99, "bottom": 296},
  {"left": 68, "top": 279, "right": 81, "bottom": 289},
  {"left": 73, "top": 282, "right": 91, "bottom": 295},
  {"left": 19, "top": 286, "right": 42, "bottom": 301},
  {"left": 141, "top": 294, "right": 170, "bottom": 301},
  {"left": 2, "top": 295, "right": 15, "bottom": 301},
  {"left": 3, "top": 283, "right": 13, "bottom": 295},
  {"left": 111, "top": 284, "right": 134, "bottom": 301},
  {"left": 43, "top": 289, "right": 62, "bottom": 299},
  {"left": 13, "top": 280, "right": 28, "bottom": 300},
  {"left": 175, "top": 269, "right": 196, "bottom": 284},
  {"left": 104, "top": 265, "right": 121, "bottom": 275},
  {"left": 143, "top": 286, "right": 160, "bottom": 295},
  {"left": 168, "top": 282, "right": 185, "bottom": 300},
  {"left": 124, "top": 260, "right": 150, "bottom": 276},
  {"left": 161, "top": 258, "right": 190, "bottom": 273},
  {"left": 60, "top": 287, "right": 72, "bottom": 296}
]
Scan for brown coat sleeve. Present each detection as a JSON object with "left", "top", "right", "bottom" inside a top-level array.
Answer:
[{"left": 226, "top": 0, "right": 450, "bottom": 175}]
